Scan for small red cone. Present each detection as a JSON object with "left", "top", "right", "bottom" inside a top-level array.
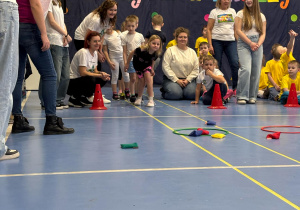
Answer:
[
  {"left": 89, "top": 84, "right": 107, "bottom": 110},
  {"left": 284, "top": 83, "right": 300, "bottom": 107},
  {"left": 208, "top": 84, "right": 227, "bottom": 109},
  {"left": 266, "top": 132, "right": 281, "bottom": 140}
]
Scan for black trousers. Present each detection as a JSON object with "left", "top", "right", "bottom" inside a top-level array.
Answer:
[{"left": 202, "top": 81, "right": 227, "bottom": 105}]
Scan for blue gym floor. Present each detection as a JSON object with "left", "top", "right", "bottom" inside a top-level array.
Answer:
[{"left": 1, "top": 87, "right": 300, "bottom": 210}]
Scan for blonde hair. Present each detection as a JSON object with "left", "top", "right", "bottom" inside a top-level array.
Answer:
[
  {"left": 215, "top": 0, "right": 231, "bottom": 9},
  {"left": 141, "top": 35, "right": 162, "bottom": 57},
  {"left": 125, "top": 15, "right": 139, "bottom": 25},
  {"left": 152, "top": 14, "right": 163, "bottom": 26},
  {"left": 242, "top": 0, "right": 263, "bottom": 34},
  {"left": 203, "top": 55, "right": 215, "bottom": 64}
]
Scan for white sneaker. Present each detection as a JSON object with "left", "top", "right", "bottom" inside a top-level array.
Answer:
[
  {"left": 237, "top": 99, "right": 246, "bottom": 105},
  {"left": 146, "top": 100, "right": 155, "bottom": 107},
  {"left": 87, "top": 96, "right": 94, "bottom": 103},
  {"left": 134, "top": 98, "right": 142, "bottom": 105},
  {"left": 248, "top": 99, "right": 256, "bottom": 104},
  {"left": 102, "top": 96, "right": 111, "bottom": 104}
]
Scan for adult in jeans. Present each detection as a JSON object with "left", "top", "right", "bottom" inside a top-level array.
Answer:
[
  {"left": 12, "top": 0, "right": 74, "bottom": 135},
  {"left": 0, "top": 0, "right": 20, "bottom": 160},
  {"left": 207, "top": 0, "right": 239, "bottom": 92},
  {"left": 161, "top": 27, "right": 199, "bottom": 100},
  {"left": 39, "top": 0, "right": 72, "bottom": 109},
  {"left": 235, "top": 0, "right": 266, "bottom": 104}
]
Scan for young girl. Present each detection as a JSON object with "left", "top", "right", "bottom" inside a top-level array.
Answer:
[
  {"left": 67, "top": 31, "right": 110, "bottom": 107},
  {"left": 125, "top": 35, "right": 162, "bottom": 106},
  {"left": 39, "top": 0, "right": 72, "bottom": 109},
  {"left": 103, "top": 26, "right": 130, "bottom": 100},
  {"left": 235, "top": 0, "right": 266, "bottom": 104}
]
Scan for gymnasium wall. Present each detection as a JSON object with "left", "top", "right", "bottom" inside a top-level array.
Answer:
[{"left": 64, "top": 0, "right": 300, "bottom": 85}]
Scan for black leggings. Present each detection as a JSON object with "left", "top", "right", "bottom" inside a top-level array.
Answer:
[{"left": 202, "top": 81, "right": 227, "bottom": 105}]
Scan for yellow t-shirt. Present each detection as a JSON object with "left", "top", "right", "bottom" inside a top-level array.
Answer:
[
  {"left": 258, "top": 66, "right": 269, "bottom": 90},
  {"left": 280, "top": 52, "right": 295, "bottom": 76},
  {"left": 279, "top": 72, "right": 300, "bottom": 98},
  {"left": 166, "top": 39, "right": 177, "bottom": 49},
  {"left": 265, "top": 59, "right": 285, "bottom": 88},
  {"left": 195, "top": 36, "right": 208, "bottom": 57}
]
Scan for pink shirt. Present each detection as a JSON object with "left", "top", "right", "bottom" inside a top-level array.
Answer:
[{"left": 17, "top": 0, "right": 36, "bottom": 24}]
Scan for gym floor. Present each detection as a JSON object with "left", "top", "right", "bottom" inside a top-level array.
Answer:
[{"left": 1, "top": 87, "right": 300, "bottom": 210}]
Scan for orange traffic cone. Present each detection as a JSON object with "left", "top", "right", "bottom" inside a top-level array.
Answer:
[
  {"left": 89, "top": 84, "right": 107, "bottom": 110},
  {"left": 208, "top": 84, "right": 227, "bottom": 109},
  {"left": 284, "top": 83, "right": 300, "bottom": 107}
]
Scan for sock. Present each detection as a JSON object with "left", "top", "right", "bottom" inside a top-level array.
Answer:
[{"left": 148, "top": 96, "right": 153, "bottom": 101}]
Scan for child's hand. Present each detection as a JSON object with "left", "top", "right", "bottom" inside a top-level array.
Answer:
[
  {"left": 275, "top": 84, "right": 281, "bottom": 91},
  {"left": 191, "top": 101, "right": 199, "bottom": 104},
  {"left": 124, "top": 63, "right": 129, "bottom": 72},
  {"left": 150, "top": 69, "right": 155, "bottom": 76},
  {"left": 250, "top": 42, "right": 259, "bottom": 51},
  {"left": 109, "top": 62, "right": 116, "bottom": 70},
  {"left": 98, "top": 52, "right": 106, "bottom": 63},
  {"left": 205, "top": 69, "right": 213, "bottom": 77},
  {"left": 289, "top": 29, "right": 298, "bottom": 38}
]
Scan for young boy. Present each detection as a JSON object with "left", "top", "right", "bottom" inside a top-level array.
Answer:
[
  {"left": 121, "top": 15, "right": 145, "bottom": 102},
  {"left": 279, "top": 60, "right": 300, "bottom": 105},
  {"left": 195, "top": 25, "right": 208, "bottom": 57},
  {"left": 265, "top": 30, "right": 298, "bottom": 101},
  {"left": 191, "top": 55, "right": 227, "bottom": 105}
]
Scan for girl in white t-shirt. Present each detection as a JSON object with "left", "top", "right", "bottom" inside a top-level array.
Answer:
[
  {"left": 103, "top": 27, "right": 130, "bottom": 100},
  {"left": 207, "top": 0, "right": 239, "bottom": 93},
  {"left": 39, "top": 0, "right": 72, "bottom": 109},
  {"left": 74, "top": 0, "right": 118, "bottom": 64},
  {"left": 191, "top": 55, "right": 227, "bottom": 105},
  {"left": 67, "top": 31, "right": 110, "bottom": 108},
  {"left": 235, "top": 0, "right": 266, "bottom": 104}
]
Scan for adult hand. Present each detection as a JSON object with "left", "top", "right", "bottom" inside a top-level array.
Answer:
[
  {"left": 208, "top": 45, "right": 214, "bottom": 55},
  {"left": 109, "top": 62, "right": 116, "bottom": 70},
  {"left": 150, "top": 69, "right": 155, "bottom": 76},
  {"left": 124, "top": 63, "right": 129, "bottom": 72},
  {"left": 100, "top": 72, "right": 110, "bottom": 81},
  {"left": 176, "top": 79, "right": 187, "bottom": 88},
  {"left": 66, "top": 35, "right": 72, "bottom": 43},
  {"left": 41, "top": 34, "right": 50, "bottom": 51},
  {"left": 63, "top": 37, "right": 68, "bottom": 47}
]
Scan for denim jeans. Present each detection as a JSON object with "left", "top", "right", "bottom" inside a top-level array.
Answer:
[
  {"left": 162, "top": 76, "right": 196, "bottom": 100},
  {"left": 12, "top": 23, "right": 57, "bottom": 116},
  {"left": 0, "top": 1, "right": 19, "bottom": 157},
  {"left": 280, "top": 91, "right": 300, "bottom": 105},
  {"left": 39, "top": 45, "right": 70, "bottom": 104},
  {"left": 236, "top": 36, "right": 263, "bottom": 101},
  {"left": 212, "top": 39, "right": 239, "bottom": 89}
]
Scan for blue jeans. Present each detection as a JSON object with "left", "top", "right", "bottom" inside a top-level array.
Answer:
[
  {"left": 13, "top": 23, "right": 57, "bottom": 116},
  {"left": 236, "top": 36, "right": 263, "bottom": 101},
  {"left": 212, "top": 39, "right": 239, "bottom": 89},
  {"left": 280, "top": 91, "right": 300, "bottom": 105},
  {"left": 162, "top": 76, "right": 196, "bottom": 100},
  {"left": 39, "top": 45, "right": 70, "bottom": 104},
  {"left": 0, "top": 1, "right": 19, "bottom": 157}
]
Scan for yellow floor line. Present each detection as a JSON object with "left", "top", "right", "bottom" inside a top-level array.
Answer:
[
  {"left": 1, "top": 164, "right": 300, "bottom": 178},
  {"left": 131, "top": 100, "right": 300, "bottom": 209}
]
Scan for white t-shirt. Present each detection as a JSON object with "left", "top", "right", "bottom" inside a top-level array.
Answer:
[
  {"left": 209, "top": 8, "right": 236, "bottom": 41},
  {"left": 74, "top": 12, "right": 110, "bottom": 40},
  {"left": 196, "top": 69, "right": 224, "bottom": 91},
  {"left": 121, "top": 31, "right": 145, "bottom": 57},
  {"left": 236, "top": 10, "right": 266, "bottom": 36},
  {"left": 45, "top": 1, "right": 67, "bottom": 47},
  {"left": 70, "top": 48, "right": 98, "bottom": 79},
  {"left": 103, "top": 30, "right": 123, "bottom": 59}
]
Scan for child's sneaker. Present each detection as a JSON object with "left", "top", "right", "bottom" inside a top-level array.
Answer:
[
  {"left": 0, "top": 148, "right": 20, "bottom": 161},
  {"left": 146, "top": 100, "right": 155, "bottom": 107},
  {"left": 223, "top": 89, "right": 234, "bottom": 101},
  {"left": 134, "top": 97, "right": 142, "bottom": 106},
  {"left": 112, "top": 93, "right": 120, "bottom": 100},
  {"left": 119, "top": 93, "right": 125, "bottom": 100},
  {"left": 125, "top": 90, "right": 130, "bottom": 99},
  {"left": 233, "top": 89, "right": 237, "bottom": 97},
  {"left": 130, "top": 95, "right": 136, "bottom": 103}
]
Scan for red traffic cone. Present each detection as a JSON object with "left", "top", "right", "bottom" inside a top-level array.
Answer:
[
  {"left": 208, "top": 84, "right": 227, "bottom": 109},
  {"left": 89, "top": 84, "right": 107, "bottom": 110},
  {"left": 284, "top": 83, "right": 300, "bottom": 107}
]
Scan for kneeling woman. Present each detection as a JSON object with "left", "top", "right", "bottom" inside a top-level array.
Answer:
[{"left": 68, "top": 31, "right": 110, "bottom": 107}]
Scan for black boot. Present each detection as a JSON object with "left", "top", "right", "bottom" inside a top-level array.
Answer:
[
  {"left": 43, "top": 116, "right": 74, "bottom": 135},
  {"left": 12, "top": 115, "right": 35, "bottom": 133}
]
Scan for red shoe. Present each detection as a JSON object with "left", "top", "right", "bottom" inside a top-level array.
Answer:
[
  {"left": 223, "top": 89, "right": 234, "bottom": 100},
  {"left": 233, "top": 89, "right": 237, "bottom": 97}
]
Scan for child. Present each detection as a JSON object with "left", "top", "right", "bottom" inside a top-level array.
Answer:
[
  {"left": 257, "top": 55, "right": 269, "bottom": 98},
  {"left": 191, "top": 55, "right": 227, "bottom": 105},
  {"left": 121, "top": 15, "right": 145, "bottom": 103},
  {"left": 265, "top": 30, "right": 298, "bottom": 101},
  {"left": 279, "top": 60, "right": 300, "bottom": 105},
  {"left": 103, "top": 26, "right": 130, "bottom": 100},
  {"left": 195, "top": 25, "right": 208, "bottom": 57},
  {"left": 125, "top": 35, "right": 162, "bottom": 106}
]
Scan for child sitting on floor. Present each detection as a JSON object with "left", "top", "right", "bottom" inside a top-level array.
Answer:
[
  {"left": 257, "top": 55, "right": 269, "bottom": 99},
  {"left": 279, "top": 60, "right": 300, "bottom": 105}
]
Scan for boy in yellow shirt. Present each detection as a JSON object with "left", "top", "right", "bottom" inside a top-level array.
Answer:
[
  {"left": 195, "top": 25, "right": 208, "bottom": 57},
  {"left": 257, "top": 55, "right": 269, "bottom": 98},
  {"left": 279, "top": 60, "right": 300, "bottom": 105},
  {"left": 265, "top": 30, "right": 298, "bottom": 101}
]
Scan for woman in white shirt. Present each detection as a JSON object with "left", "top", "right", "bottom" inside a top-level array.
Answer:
[
  {"left": 161, "top": 27, "right": 199, "bottom": 100},
  {"left": 235, "top": 0, "right": 266, "bottom": 104},
  {"left": 207, "top": 0, "right": 239, "bottom": 93},
  {"left": 39, "top": 0, "right": 72, "bottom": 109},
  {"left": 67, "top": 31, "right": 110, "bottom": 108}
]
